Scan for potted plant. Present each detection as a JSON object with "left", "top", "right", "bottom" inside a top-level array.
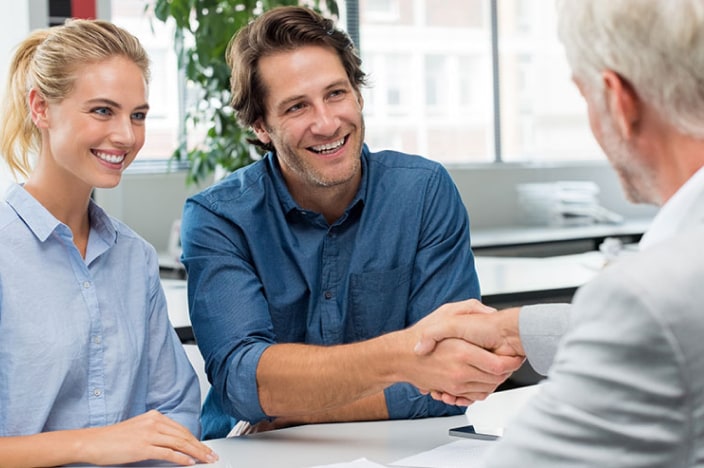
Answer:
[{"left": 151, "top": 0, "right": 340, "bottom": 185}]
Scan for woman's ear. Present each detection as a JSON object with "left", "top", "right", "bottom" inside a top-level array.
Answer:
[
  {"left": 251, "top": 118, "right": 272, "bottom": 145},
  {"left": 28, "top": 88, "right": 49, "bottom": 128}
]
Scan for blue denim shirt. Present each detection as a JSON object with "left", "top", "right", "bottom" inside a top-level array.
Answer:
[
  {"left": 181, "top": 145, "right": 480, "bottom": 439},
  {"left": 0, "top": 184, "right": 201, "bottom": 437}
]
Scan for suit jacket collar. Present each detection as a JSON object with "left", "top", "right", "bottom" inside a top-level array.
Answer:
[{"left": 640, "top": 165, "right": 704, "bottom": 249}]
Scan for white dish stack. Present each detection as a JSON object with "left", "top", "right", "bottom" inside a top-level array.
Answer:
[{"left": 516, "top": 181, "right": 623, "bottom": 226}]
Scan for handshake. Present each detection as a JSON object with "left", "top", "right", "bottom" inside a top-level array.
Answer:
[{"left": 407, "top": 300, "right": 527, "bottom": 407}]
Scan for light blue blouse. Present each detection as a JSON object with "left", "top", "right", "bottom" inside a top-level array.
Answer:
[{"left": 0, "top": 184, "right": 200, "bottom": 437}]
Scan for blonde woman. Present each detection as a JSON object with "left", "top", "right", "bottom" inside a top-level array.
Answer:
[{"left": 0, "top": 19, "right": 217, "bottom": 466}]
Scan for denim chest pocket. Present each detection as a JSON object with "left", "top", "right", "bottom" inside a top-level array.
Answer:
[
  {"left": 349, "top": 262, "right": 413, "bottom": 340},
  {"left": 267, "top": 290, "right": 309, "bottom": 342}
]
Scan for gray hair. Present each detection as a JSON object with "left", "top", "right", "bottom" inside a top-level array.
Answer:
[{"left": 557, "top": 0, "right": 704, "bottom": 139}]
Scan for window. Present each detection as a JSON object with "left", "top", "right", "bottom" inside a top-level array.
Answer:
[
  {"left": 496, "top": 0, "right": 601, "bottom": 162},
  {"left": 111, "top": 0, "right": 182, "bottom": 165},
  {"left": 111, "top": 0, "right": 603, "bottom": 171},
  {"left": 351, "top": 0, "right": 602, "bottom": 164}
]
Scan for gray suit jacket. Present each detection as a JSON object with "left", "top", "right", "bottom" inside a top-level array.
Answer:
[{"left": 485, "top": 194, "right": 704, "bottom": 466}]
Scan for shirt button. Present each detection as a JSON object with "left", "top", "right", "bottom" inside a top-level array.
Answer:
[
  {"left": 83, "top": 281, "right": 91, "bottom": 289},
  {"left": 93, "top": 336, "right": 102, "bottom": 345},
  {"left": 324, "top": 291, "right": 333, "bottom": 299},
  {"left": 93, "top": 388, "right": 102, "bottom": 397}
]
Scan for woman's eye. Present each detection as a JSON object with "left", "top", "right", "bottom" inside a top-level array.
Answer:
[{"left": 132, "top": 111, "right": 147, "bottom": 121}]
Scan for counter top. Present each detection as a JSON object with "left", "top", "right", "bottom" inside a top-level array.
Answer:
[{"left": 471, "top": 218, "right": 650, "bottom": 249}]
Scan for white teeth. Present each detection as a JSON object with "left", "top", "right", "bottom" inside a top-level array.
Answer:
[
  {"left": 311, "top": 138, "right": 345, "bottom": 153},
  {"left": 94, "top": 150, "right": 126, "bottom": 164}
]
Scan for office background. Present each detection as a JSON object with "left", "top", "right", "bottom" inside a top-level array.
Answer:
[{"left": 1, "top": 1, "right": 657, "bottom": 254}]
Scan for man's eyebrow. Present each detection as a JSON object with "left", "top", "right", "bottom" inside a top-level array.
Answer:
[
  {"left": 275, "top": 94, "right": 306, "bottom": 113},
  {"left": 274, "top": 80, "right": 351, "bottom": 112}
]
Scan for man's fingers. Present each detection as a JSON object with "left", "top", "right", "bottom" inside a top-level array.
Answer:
[
  {"left": 414, "top": 336, "right": 439, "bottom": 355},
  {"left": 414, "top": 300, "right": 499, "bottom": 356}
]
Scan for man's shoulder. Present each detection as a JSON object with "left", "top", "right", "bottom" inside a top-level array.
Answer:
[
  {"left": 364, "top": 148, "right": 450, "bottom": 191},
  {"left": 365, "top": 148, "right": 444, "bottom": 173},
  {"left": 620, "top": 225, "right": 704, "bottom": 274},
  {"left": 188, "top": 159, "right": 270, "bottom": 209},
  {"left": 577, "top": 225, "right": 704, "bottom": 322}
]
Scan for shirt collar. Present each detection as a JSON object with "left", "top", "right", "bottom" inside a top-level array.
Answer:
[
  {"left": 5, "top": 183, "right": 118, "bottom": 246},
  {"left": 639, "top": 165, "right": 704, "bottom": 250},
  {"left": 266, "top": 144, "right": 369, "bottom": 219}
]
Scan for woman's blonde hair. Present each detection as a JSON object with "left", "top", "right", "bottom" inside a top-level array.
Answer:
[{"left": 0, "top": 19, "right": 150, "bottom": 179}]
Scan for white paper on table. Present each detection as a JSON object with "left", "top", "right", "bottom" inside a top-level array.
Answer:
[
  {"left": 464, "top": 384, "right": 540, "bottom": 434},
  {"left": 390, "top": 386, "right": 542, "bottom": 468},
  {"left": 390, "top": 439, "right": 493, "bottom": 468},
  {"left": 309, "top": 458, "right": 389, "bottom": 468}
]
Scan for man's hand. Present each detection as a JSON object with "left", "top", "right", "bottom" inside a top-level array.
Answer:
[
  {"left": 405, "top": 300, "right": 526, "bottom": 405},
  {"left": 409, "top": 336, "right": 524, "bottom": 405},
  {"left": 413, "top": 300, "right": 525, "bottom": 358}
]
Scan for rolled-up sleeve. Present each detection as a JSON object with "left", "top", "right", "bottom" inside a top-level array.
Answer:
[
  {"left": 385, "top": 383, "right": 465, "bottom": 419},
  {"left": 519, "top": 303, "right": 571, "bottom": 376},
  {"left": 181, "top": 197, "right": 273, "bottom": 424}
]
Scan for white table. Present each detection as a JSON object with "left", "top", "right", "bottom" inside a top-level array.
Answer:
[
  {"left": 203, "top": 415, "right": 469, "bottom": 467},
  {"left": 161, "top": 278, "right": 190, "bottom": 329},
  {"left": 476, "top": 250, "right": 608, "bottom": 308},
  {"left": 471, "top": 218, "right": 650, "bottom": 249},
  {"left": 122, "top": 386, "right": 539, "bottom": 468}
]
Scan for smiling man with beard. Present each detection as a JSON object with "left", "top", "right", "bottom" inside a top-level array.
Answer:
[{"left": 179, "top": 6, "right": 523, "bottom": 440}]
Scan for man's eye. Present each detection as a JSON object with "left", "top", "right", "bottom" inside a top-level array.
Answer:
[
  {"left": 132, "top": 111, "right": 147, "bottom": 121},
  {"left": 92, "top": 107, "right": 112, "bottom": 116}
]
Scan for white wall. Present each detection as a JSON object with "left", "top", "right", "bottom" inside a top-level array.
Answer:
[{"left": 94, "top": 173, "right": 203, "bottom": 251}]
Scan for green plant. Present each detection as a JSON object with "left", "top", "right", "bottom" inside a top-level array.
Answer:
[{"left": 151, "top": 0, "right": 339, "bottom": 185}]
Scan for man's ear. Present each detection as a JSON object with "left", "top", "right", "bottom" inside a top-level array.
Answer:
[
  {"left": 28, "top": 88, "right": 49, "bottom": 128},
  {"left": 356, "top": 90, "right": 364, "bottom": 111},
  {"left": 602, "top": 70, "right": 641, "bottom": 139},
  {"left": 251, "top": 118, "right": 272, "bottom": 145}
]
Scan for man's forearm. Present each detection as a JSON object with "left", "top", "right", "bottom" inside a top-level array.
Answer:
[
  {"left": 262, "top": 392, "right": 389, "bottom": 430},
  {"left": 256, "top": 332, "right": 408, "bottom": 418},
  {"left": 255, "top": 321, "right": 522, "bottom": 419}
]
